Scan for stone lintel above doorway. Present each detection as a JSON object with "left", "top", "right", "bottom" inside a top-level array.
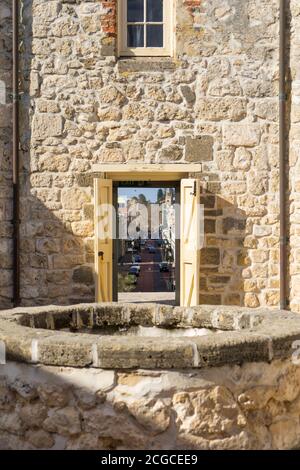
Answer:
[{"left": 91, "top": 163, "right": 203, "bottom": 181}]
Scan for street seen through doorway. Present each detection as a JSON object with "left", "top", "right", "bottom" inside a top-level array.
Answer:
[{"left": 117, "top": 186, "right": 176, "bottom": 303}]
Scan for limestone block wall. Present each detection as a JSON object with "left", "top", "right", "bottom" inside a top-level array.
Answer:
[
  {"left": 0, "top": 301, "right": 300, "bottom": 450},
  {"left": 0, "top": 1, "right": 13, "bottom": 309},
  {"left": 0, "top": 0, "right": 297, "bottom": 309},
  {"left": 289, "top": 2, "right": 300, "bottom": 313},
  {"left": 1, "top": 359, "right": 300, "bottom": 450}
]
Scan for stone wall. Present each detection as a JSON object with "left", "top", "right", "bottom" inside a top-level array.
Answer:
[
  {"left": 1, "top": 359, "right": 300, "bottom": 450},
  {"left": 289, "top": 2, "right": 300, "bottom": 313},
  {"left": 0, "top": 0, "right": 296, "bottom": 308},
  {"left": 0, "top": 1, "right": 13, "bottom": 309},
  {"left": 0, "top": 302, "right": 300, "bottom": 450}
]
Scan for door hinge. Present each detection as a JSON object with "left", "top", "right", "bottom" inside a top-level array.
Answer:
[{"left": 190, "top": 181, "right": 197, "bottom": 197}]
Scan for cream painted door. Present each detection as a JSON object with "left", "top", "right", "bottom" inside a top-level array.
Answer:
[
  {"left": 180, "top": 179, "right": 202, "bottom": 307},
  {"left": 94, "top": 179, "right": 113, "bottom": 302}
]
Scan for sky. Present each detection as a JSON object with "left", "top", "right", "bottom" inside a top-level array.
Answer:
[{"left": 118, "top": 187, "right": 166, "bottom": 203}]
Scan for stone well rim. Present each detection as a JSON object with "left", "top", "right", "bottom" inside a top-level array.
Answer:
[{"left": 0, "top": 303, "right": 299, "bottom": 370}]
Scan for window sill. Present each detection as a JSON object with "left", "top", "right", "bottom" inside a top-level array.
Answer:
[{"left": 117, "top": 56, "right": 176, "bottom": 73}]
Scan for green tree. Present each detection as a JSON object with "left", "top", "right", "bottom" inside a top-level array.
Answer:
[
  {"left": 118, "top": 273, "right": 136, "bottom": 292},
  {"left": 138, "top": 193, "right": 148, "bottom": 205},
  {"left": 157, "top": 188, "right": 164, "bottom": 202}
]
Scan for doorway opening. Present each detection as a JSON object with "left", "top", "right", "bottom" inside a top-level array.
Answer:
[
  {"left": 113, "top": 182, "right": 180, "bottom": 305},
  {"left": 94, "top": 164, "right": 203, "bottom": 307}
]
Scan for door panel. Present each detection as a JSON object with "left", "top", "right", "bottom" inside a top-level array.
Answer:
[
  {"left": 180, "top": 179, "right": 202, "bottom": 307},
  {"left": 94, "top": 179, "right": 113, "bottom": 302}
]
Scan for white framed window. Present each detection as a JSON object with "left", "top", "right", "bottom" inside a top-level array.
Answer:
[{"left": 118, "top": 0, "right": 172, "bottom": 57}]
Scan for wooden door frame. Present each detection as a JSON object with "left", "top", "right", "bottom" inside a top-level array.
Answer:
[{"left": 93, "top": 163, "right": 202, "bottom": 305}]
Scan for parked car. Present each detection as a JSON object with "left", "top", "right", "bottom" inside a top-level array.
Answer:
[
  {"left": 159, "top": 261, "right": 170, "bottom": 272},
  {"left": 128, "top": 266, "right": 140, "bottom": 277},
  {"left": 133, "top": 254, "right": 142, "bottom": 263},
  {"left": 131, "top": 264, "right": 141, "bottom": 273},
  {"left": 148, "top": 246, "right": 156, "bottom": 254}
]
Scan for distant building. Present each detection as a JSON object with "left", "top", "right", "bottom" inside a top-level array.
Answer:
[{"left": 162, "top": 189, "right": 176, "bottom": 262}]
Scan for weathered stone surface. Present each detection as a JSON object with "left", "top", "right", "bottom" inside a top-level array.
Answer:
[
  {"left": 36, "top": 100, "right": 60, "bottom": 114},
  {"left": 158, "top": 144, "right": 183, "bottom": 162},
  {"left": 0, "top": 384, "right": 14, "bottom": 411},
  {"left": 244, "top": 293, "right": 260, "bottom": 308},
  {"left": 238, "top": 386, "right": 275, "bottom": 411},
  {"left": 73, "top": 388, "right": 96, "bottom": 410},
  {"left": 97, "top": 336, "right": 195, "bottom": 369},
  {"left": 38, "top": 336, "right": 94, "bottom": 367},
  {"left": 38, "top": 384, "right": 70, "bottom": 408},
  {"left": 66, "top": 433, "right": 101, "bottom": 450},
  {"left": 61, "top": 188, "right": 90, "bottom": 210},
  {"left": 0, "top": 412, "right": 24, "bottom": 436},
  {"left": 0, "top": 326, "right": 300, "bottom": 450},
  {"left": 82, "top": 407, "right": 147, "bottom": 448},
  {"left": 72, "top": 266, "right": 94, "bottom": 285},
  {"left": 38, "top": 154, "right": 70, "bottom": 172},
  {"left": 123, "top": 103, "right": 154, "bottom": 121},
  {"left": 180, "top": 85, "right": 196, "bottom": 105},
  {"left": 127, "top": 398, "right": 171, "bottom": 435},
  {"left": 197, "top": 98, "right": 247, "bottom": 122},
  {"left": 223, "top": 123, "right": 261, "bottom": 147},
  {"left": 194, "top": 332, "right": 270, "bottom": 367},
  {"left": 269, "top": 418, "right": 300, "bottom": 450},
  {"left": 25, "top": 429, "right": 54, "bottom": 449},
  {"left": 10, "top": 379, "right": 38, "bottom": 400},
  {"left": 0, "top": 0, "right": 296, "bottom": 318},
  {"left": 200, "top": 248, "right": 220, "bottom": 265},
  {"left": 173, "top": 386, "right": 247, "bottom": 439},
  {"left": 43, "top": 407, "right": 81, "bottom": 436},
  {"left": 155, "top": 103, "right": 187, "bottom": 121},
  {"left": 20, "top": 403, "right": 48, "bottom": 427},
  {"left": 233, "top": 147, "right": 252, "bottom": 170},
  {"left": 185, "top": 136, "right": 213, "bottom": 162},
  {"left": 98, "top": 86, "right": 125, "bottom": 105},
  {"left": 32, "top": 114, "right": 64, "bottom": 140},
  {"left": 1, "top": 0, "right": 300, "bottom": 452},
  {"left": 254, "top": 99, "right": 278, "bottom": 122}
]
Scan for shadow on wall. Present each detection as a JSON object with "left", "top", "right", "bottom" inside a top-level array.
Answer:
[
  {"left": 0, "top": 0, "right": 13, "bottom": 309},
  {"left": 0, "top": 361, "right": 259, "bottom": 450},
  {"left": 19, "top": 190, "right": 95, "bottom": 307},
  {"left": 285, "top": 1, "right": 292, "bottom": 310},
  {"left": 17, "top": 1, "right": 95, "bottom": 307},
  {"left": 0, "top": 362, "right": 173, "bottom": 450},
  {"left": 200, "top": 184, "right": 248, "bottom": 307}
]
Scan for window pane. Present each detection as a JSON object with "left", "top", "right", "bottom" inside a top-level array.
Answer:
[
  {"left": 146, "top": 0, "right": 163, "bottom": 22},
  {"left": 127, "top": 0, "right": 144, "bottom": 22},
  {"left": 146, "top": 24, "right": 163, "bottom": 47},
  {"left": 128, "top": 25, "right": 144, "bottom": 47}
]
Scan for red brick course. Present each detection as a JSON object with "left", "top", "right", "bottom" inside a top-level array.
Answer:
[
  {"left": 100, "top": 0, "right": 117, "bottom": 36},
  {"left": 99, "top": 1, "right": 202, "bottom": 37},
  {"left": 183, "top": 0, "right": 202, "bottom": 14}
]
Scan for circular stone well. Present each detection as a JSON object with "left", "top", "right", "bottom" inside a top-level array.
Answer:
[{"left": 0, "top": 303, "right": 300, "bottom": 450}]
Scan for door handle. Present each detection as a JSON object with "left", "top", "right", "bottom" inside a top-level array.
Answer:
[{"left": 98, "top": 251, "right": 104, "bottom": 260}]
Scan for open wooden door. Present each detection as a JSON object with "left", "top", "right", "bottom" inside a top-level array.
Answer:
[
  {"left": 180, "top": 179, "right": 202, "bottom": 307},
  {"left": 94, "top": 179, "right": 113, "bottom": 302}
]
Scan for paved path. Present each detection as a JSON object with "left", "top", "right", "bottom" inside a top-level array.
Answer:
[
  {"left": 119, "top": 292, "right": 176, "bottom": 305},
  {"left": 118, "top": 241, "right": 175, "bottom": 297}
]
